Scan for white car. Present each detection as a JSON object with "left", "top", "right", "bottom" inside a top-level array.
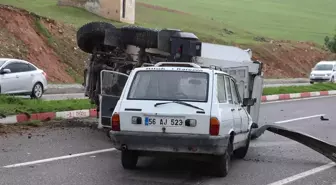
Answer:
[
  {"left": 0, "top": 58, "right": 48, "bottom": 98},
  {"left": 109, "top": 62, "right": 256, "bottom": 177},
  {"left": 309, "top": 61, "right": 336, "bottom": 84}
]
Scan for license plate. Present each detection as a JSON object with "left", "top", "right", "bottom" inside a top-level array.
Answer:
[{"left": 144, "top": 117, "right": 184, "bottom": 126}]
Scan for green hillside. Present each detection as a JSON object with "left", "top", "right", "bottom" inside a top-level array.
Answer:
[{"left": 1, "top": 0, "right": 335, "bottom": 44}]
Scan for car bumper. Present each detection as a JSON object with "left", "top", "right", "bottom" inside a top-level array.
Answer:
[
  {"left": 109, "top": 131, "right": 229, "bottom": 155},
  {"left": 310, "top": 77, "right": 331, "bottom": 82}
]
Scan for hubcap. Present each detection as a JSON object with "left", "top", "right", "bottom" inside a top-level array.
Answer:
[{"left": 34, "top": 84, "right": 42, "bottom": 97}]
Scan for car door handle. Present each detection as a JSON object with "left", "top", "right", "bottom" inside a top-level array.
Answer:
[
  {"left": 238, "top": 108, "right": 242, "bottom": 111},
  {"left": 231, "top": 108, "right": 235, "bottom": 111},
  {"left": 16, "top": 75, "right": 19, "bottom": 78}
]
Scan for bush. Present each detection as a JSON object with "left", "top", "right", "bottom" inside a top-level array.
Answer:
[{"left": 324, "top": 30, "right": 336, "bottom": 53}]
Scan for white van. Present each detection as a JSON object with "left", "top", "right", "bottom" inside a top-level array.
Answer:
[
  {"left": 109, "top": 62, "right": 257, "bottom": 177},
  {"left": 309, "top": 61, "right": 336, "bottom": 84}
]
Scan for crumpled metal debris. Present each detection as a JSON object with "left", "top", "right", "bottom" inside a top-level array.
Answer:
[{"left": 254, "top": 124, "right": 336, "bottom": 162}]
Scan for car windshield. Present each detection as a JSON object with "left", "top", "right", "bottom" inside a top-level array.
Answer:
[
  {"left": 127, "top": 70, "right": 209, "bottom": 102},
  {"left": 314, "top": 64, "right": 333, "bottom": 71},
  {"left": 0, "top": 60, "right": 6, "bottom": 68}
]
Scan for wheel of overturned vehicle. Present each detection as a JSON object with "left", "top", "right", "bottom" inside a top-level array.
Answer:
[
  {"left": 121, "top": 150, "right": 139, "bottom": 170},
  {"left": 76, "top": 22, "right": 119, "bottom": 53},
  {"left": 212, "top": 150, "right": 231, "bottom": 177},
  {"left": 233, "top": 131, "right": 251, "bottom": 159},
  {"left": 120, "top": 25, "right": 159, "bottom": 48}
]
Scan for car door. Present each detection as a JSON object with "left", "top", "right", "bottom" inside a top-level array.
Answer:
[
  {"left": 99, "top": 70, "right": 129, "bottom": 128},
  {"left": 231, "top": 78, "right": 249, "bottom": 134},
  {"left": 225, "top": 76, "right": 242, "bottom": 140},
  {"left": 0, "top": 62, "right": 22, "bottom": 93},
  {"left": 15, "top": 61, "right": 35, "bottom": 92},
  {"left": 216, "top": 74, "right": 235, "bottom": 135}
]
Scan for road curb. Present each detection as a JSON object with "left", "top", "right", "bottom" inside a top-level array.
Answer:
[
  {"left": 261, "top": 90, "right": 336, "bottom": 102},
  {"left": 1, "top": 90, "right": 336, "bottom": 124},
  {"left": 0, "top": 109, "right": 98, "bottom": 124}
]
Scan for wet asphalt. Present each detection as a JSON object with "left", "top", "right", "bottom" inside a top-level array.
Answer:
[{"left": 0, "top": 96, "right": 336, "bottom": 185}]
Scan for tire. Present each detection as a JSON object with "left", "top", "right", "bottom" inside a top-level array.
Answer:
[
  {"left": 233, "top": 131, "right": 251, "bottom": 159},
  {"left": 121, "top": 150, "right": 138, "bottom": 170},
  {"left": 120, "top": 25, "right": 159, "bottom": 48},
  {"left": 212, "top": 150, "right": 231, "bottom": 177},
  {"left": 30, "top": 82, "right": 43, "bottom": 99},
  {"left": 76, "top": 22, "right": 118, "bottom": 53},
  {"left": 331, "top": 76, "right": 335, "bottom": 83},
  {"left": 310, "top": 81, "right": 314, "bottom": 84}
]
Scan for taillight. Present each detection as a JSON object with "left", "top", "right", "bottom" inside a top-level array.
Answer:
[
  {"left": 42, "top": 71, "right": 47, "bottom": 78},
  {"left": 111, "top": 113, "right": 120, "bottom": 131},
  {"left": 209, "top": 117, "right": 220, "bottom": 136}
]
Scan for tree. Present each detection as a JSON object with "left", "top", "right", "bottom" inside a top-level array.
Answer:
[{"left": 324, "top": 30, "right": 336, "bottom": 53}]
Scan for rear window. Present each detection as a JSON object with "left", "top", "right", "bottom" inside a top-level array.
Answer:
[{"left": 127, "top": 71, "right": 209, "bottom": 102}]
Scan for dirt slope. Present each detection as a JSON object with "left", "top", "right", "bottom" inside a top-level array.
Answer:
[
  {"left": 0, "top": 5, "right": 86, "bottom": 83},
  {"left": 249, "top": 41, "right": 336, "bottom": 78},
  {"left": 0, "top": 4, "right": 335, "bottom": 82}
]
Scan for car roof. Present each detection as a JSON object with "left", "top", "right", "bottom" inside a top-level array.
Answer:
[
  {"left": 317, "top": 61, "right": 336, "bottom": 64},
  {"left": 134, "top": 66, "right": 229, "bottom": 75}
]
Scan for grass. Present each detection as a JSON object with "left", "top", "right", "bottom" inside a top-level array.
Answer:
[
  {"left": 1, "top": 0, "right": 335, "bottom": 45},
  {"left": 34, "top": 17, "right": 54, "bottom": 45},
  {"left": 0, "top": 83, "right": 335, "bottom": 116},
  {"left": 0, "top": 95, "right": 94, "bottom": 116},
  {"left": 262, "top": 83, "right": 336, "bottom": 95}
]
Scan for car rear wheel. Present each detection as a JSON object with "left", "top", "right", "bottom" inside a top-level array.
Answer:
[
  {"left": 212, "top": 149, "right": 230, "bottom": 177},
  {"left": 30, "top": 82, "right": 43, "bottom": 99},
  {"left": 121, "top": 150, "right": 138, "bottom": 170},
  {"left": 233, "top": 131, "right": 251, "bottom": 159}
]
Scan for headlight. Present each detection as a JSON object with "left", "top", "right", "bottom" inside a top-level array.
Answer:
[{"left": 310, "top": 74, "right": 314, "bottom": 76}]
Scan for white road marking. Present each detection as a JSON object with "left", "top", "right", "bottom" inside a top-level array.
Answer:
[
  {"left": 267, "top": 162, "right": 336, "bottom": 185},
  {"left": 262, "top": 95, "right": 336, "bottom": 104},
  {"left": 2, "top": 148, "right": 116, "bottom": 168},
  {"left": 250, "top": 141, "right": 297, "bottom": 148},
  {"left": 274, "top": 114, "right": 325, "bottom": 124}
]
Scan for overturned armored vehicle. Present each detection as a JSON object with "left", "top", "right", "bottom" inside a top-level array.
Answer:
[{"left": 77, "top": 21, "right": 263, "bottom": 139}]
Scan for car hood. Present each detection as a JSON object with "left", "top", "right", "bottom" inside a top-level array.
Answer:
[{"left": 311, "top": 70, "right": 332, "bottom": 75}]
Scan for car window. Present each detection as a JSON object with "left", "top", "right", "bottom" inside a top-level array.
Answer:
[
  {"left": 3, "top": 62, "right": 31, "bottom": 73},
  {"left": 127, "top": 71, "right": 209, "bottom": 102},
  {"left": 27, "top": 63, "right": 37, "bottom": 71},
  {"left": 224, "top": 76, "right": 233, "bottom": 104},
  {"left": 230, "top": 78, "right": 239, "bottom": 105},
  {"left": 0, "top": 60, "right": 6, "bottom": 68},
  {"left": 314, "top": 64, "right": 333, "bottom": 71},
  {"left": 216, "top": 75, "right": 226, "bottom": 103}
]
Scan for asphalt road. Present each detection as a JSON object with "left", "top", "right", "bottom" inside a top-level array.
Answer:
[{"left": 1, "top": 96, "right": 336, "bottom": 185}]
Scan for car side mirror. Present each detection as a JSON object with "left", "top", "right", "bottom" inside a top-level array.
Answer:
[
  {"left": 0, "top": 68, "right": 11, "bottom": 74},
  {"left": 242, "top": 98, "right": 256, "bottom": 107}
]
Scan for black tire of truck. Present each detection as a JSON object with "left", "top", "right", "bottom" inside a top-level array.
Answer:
[
  {"left": 76, "top": 22, "right": 118, "bottom": 53},
  {"left": 121, "top": 150, "right": 139, "bottom": 170},
  {"left": 120, "top": 25, "right": 159, "bottom": 49}
]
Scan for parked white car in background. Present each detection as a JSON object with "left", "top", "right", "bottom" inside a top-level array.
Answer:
[
  {"left": 309, "top": 61, "right": 336, "bottom": 84},
  {"left": 0, "top": 58, "right": 48, "bottom": 99}
]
